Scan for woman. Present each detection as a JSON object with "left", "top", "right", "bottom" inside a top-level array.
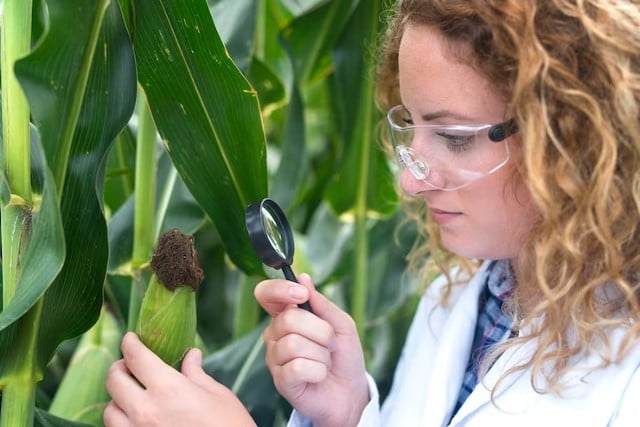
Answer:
[
  {"left": 104, "top": 0, "right": 640, "bottom": 425},
  {"left": 255, "top": 0, "right": 640, "bottom": 425}
]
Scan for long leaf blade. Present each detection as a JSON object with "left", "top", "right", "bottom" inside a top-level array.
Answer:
[
  {"left": 280, "top": 0, "right": 359, "bottom": 85},
  {"left": 133, "top": 0, "right": 268, "bottom": 275},
  {"left": 13, "top": 0, "right": 137, "bottom": 367},
  {"left": 0, "top": 131, "right": 64, "bottom": 332},
  {"left": 325, "top": 0, "right": 396, "bottom": 216}
]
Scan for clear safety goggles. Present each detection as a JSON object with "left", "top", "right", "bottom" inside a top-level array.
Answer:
[{"left": 387, "top": 105, "right": 517, "bottom": 191}]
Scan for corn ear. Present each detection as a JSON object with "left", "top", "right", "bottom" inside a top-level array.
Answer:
[
  {"left": 49, "top": 308, "right": 122, "bottom": 425},
  {"left": 136, "top": 274, "right": 197, "bottom": 367},
  {"left": 136, "top": 228, "right": 203, "bottom": 367}
]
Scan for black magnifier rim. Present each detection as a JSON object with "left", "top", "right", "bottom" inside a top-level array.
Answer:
[{"left": 245, "top": 198, "right": 295, "bottom": 269}]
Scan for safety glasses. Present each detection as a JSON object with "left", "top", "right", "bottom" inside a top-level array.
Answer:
[{"left": 387, "top": 105, "right": 517, "bottom": 191}]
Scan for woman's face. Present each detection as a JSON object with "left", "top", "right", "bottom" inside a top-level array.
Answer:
[{"left": 397, "top": 24, "right": 537, "bottom": 260}]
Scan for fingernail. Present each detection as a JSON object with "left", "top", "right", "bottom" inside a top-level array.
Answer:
[
  {"left": 190, "top": 348, "right": 202, "bottom": 365},
  {"left": 288, "top": 285, "right": 307, "bottom": 300}
]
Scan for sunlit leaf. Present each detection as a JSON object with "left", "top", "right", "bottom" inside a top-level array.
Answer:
[
  {"left": 280, "top": 0, "right": 359, "bottom": 85},
  {"left": 0, "top": 132, "right": 64, "bottom": 333},
  {"left": 210, "top": 0, "right": 258, "bottom": 73},
  {"left": 203, "top": 323, "right": 280, "bottom": 425},
  {"left": 33, "top": 409, "right": 92, "bottom": 427},
  {"left": 270, "top": 85, "right": 307, "bottom": 209},
  {"left": 133, "top": 0, "right": 268, "bottom": 275},
  {"left": 12, "top": 0, "right": 137, "bottom": 366},
  {"left": 325, "top": 0, "right": 397, "bottom": 217}
]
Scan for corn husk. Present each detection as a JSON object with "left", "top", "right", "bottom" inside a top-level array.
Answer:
[
  {"left": 136, "top": 229, "right": 203, "bottom": 367},
  {"left": 49, "top": 308, "right": 122, "bottom": 425}
]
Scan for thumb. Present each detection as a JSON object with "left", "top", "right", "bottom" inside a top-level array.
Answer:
[{"left": 181, "top": 348, "right": 220, "bottom": 393}]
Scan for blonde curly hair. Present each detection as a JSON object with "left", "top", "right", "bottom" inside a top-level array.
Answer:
[{"left": 376, "top": 0, "right": 640, "bottom": 393}]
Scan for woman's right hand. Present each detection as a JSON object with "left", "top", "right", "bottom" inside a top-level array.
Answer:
[{"left": 254, "top": 273, "right": 369, "bottom": 427}]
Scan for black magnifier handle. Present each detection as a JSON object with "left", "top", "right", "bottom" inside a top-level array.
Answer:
[
  {"left": 245, "top": 198, "right": 312, "bottom": 312},
  {"left": 282, "top": 265, "right": 312, "bottom": 312}
]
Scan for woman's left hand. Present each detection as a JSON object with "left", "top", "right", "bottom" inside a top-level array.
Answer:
[{"left": 104, "top": 332, "right": 256, "bottom": 427}]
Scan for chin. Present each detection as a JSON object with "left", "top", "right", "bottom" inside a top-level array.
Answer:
[
  {"left": 442, "top": 240, "right": 502, "bottom": 261},
  {"left": 442, "top": 241, "right": 476, "bottom": 259}
]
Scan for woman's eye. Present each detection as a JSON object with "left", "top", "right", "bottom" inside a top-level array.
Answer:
[
  {"left": 401, "top": 116, "right": 414, "bottom": 126},
  {"left": 436, "top": 132, "right": 475, "bottom": 152}
]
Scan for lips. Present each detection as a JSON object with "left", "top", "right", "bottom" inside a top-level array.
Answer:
[{"left": 429, "top": 207, "right": 462, "bottom": 225}]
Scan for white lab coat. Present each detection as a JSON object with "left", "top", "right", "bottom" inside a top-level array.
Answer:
[{"left": 289, "top": 261, "right": 640, "bottom": 426}]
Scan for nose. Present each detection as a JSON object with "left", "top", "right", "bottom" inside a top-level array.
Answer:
[{"left": 399, "top": 167, "right": 439, "bottom": 195}]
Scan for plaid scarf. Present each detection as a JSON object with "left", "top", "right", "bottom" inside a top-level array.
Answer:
[{"left": 452, "top": 259, "right": 515, "bottom": 417}]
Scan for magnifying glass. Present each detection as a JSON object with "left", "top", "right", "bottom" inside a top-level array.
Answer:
[{"left": 245, "top": 198, "right": 312, "bottom": 312}]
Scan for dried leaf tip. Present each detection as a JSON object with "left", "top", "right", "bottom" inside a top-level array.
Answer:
[{"left": 150, "top": 228, "right": 204, "bottom": 291}]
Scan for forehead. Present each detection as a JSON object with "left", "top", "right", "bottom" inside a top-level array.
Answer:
[{"left": 398, "top": 24, "right": 506, "bottom": 122}]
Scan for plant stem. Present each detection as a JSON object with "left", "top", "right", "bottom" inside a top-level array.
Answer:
[
  {"left": 1, "top": 0, "right": 33, "bottom": 305},
  {"left": 0, "top": 299, "right": 44, "bottom": 427},
  {"left": 153, "top": 167, "right": 177, "bottom": 242},
  {"left": 0, "top": 377, "right": 36, "bottom": 427},
  {"left": 352, "top": 210, "right": 368, "bottom": 338},
  {"left": 128, "top": 90, "right": 158, "bottom": 331},
  {"left": 0, "top": 2, "right": 38, "bottom": 426},
  {"left": 132, "top": 92, "right": 157, "bottom": 267},
  {"left": 351, "top": 90, "right": 374, "bottom": 339},
  {"left": 350, "top": 0, "right": 381, "bottom": 340},
  {"left": 1, "top": 0, "right": 32, "bottom": 202},
  {"left": 114, "top": 131, "right": 134, "bottom": 197}
]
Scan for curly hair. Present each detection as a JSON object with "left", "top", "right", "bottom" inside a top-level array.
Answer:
[{"left": 376, "top": 0, "right": 640, "bottom": 393}]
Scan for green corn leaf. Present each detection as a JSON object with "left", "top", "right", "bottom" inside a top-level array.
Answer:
[
  {"left": 270, "top": 85, "right": 307, "bottom": 209},
  {"left": 325, "top": 0, "right": 397, "bottom": 217},
  {"left": 280, "top": 0, "right": 359, "bottom": 85},
  {"left": 324, "top": 0, "right": 395, "bottom": 334},
  {"left": 11, "top": 0, "right": 136, "bottom": 367},
  {"left": 203, "top": 322, "right": 280, "bottom": 423},
  {"left": 33, "top": 410, "right": 92, "bottom": 427},
  {"left": 48, "top": 309, "right": 123, "bottom": 425},
  {"left": 132, "top": 0, "right": 268, "bottom": 276},
  {"left": 0, "top": 128, "right": 64, "bottom": 334},
  {"left": 210, "top": 0, "right": 258, "bottom": 73}
]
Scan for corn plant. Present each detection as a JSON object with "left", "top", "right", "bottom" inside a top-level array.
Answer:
[{"left": 0, "top": 0, "right": 421, "bottom": 426}]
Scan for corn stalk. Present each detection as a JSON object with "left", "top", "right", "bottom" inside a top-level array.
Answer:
[
  {"left": 1, "top": 1, "right": 41, "bottom": 426},
  {"left": 0, "top": 1, "right": 136, "bottom": 425}
]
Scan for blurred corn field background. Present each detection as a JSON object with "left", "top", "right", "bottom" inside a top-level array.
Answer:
[{"left": 0, "top": 0, "right": 424, "bottom": 425}]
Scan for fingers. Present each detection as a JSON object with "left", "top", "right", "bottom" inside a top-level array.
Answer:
[
  {"left": 182, "top": 347, "right": 239, "bottom": 399},
  {"left": 180, "top": 348, "right": 219, "bottom": 393},
  {"left": 254, "top": 278, "right": 310, "bottom": 316},
  {"left": 298, "top": 273, "right": 357, "bottom": 337},
  {"left": 272, "top": 357, "right": 331, "bottom": 390},
  {"left": 264, "top": 305, "right": 334, "bottom": 349},
  {"left": 265, "top": 331, "right": 332, "bottom": 375},
  {"left": 119, "top": 332, "right": 179, "bottom": 389},
  {"left": 180, "top": 347, "right": 203, "bottom": 378},
  {"left": 103, "top": 401, "right": 131, "bottom": 427},
  {"left": 104, "top": 359, "right": 145, "bottom": 416}
]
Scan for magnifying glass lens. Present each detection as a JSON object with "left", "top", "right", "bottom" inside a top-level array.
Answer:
[
  {"left": 262, "top": 208, "right": 287, "bottom": 259},
  {"left": 245, "top": 198, "right": 312, "bottom": 312}
]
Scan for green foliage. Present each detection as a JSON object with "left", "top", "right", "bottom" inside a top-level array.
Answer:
[{"left": 0, "top": 0, "right": 423, "bottom": 426}]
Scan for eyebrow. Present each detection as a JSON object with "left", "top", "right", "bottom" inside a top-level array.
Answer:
[{"left": 420, "top": 109, "right": 474, "bottom": 122}]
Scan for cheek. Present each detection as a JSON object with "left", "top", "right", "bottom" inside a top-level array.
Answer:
[
  {"left": 457, "top": 168, "right": 535, "bottom": 259},
  {"left": 484, "top": 179, "right": 535, "bottom": 255}
]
